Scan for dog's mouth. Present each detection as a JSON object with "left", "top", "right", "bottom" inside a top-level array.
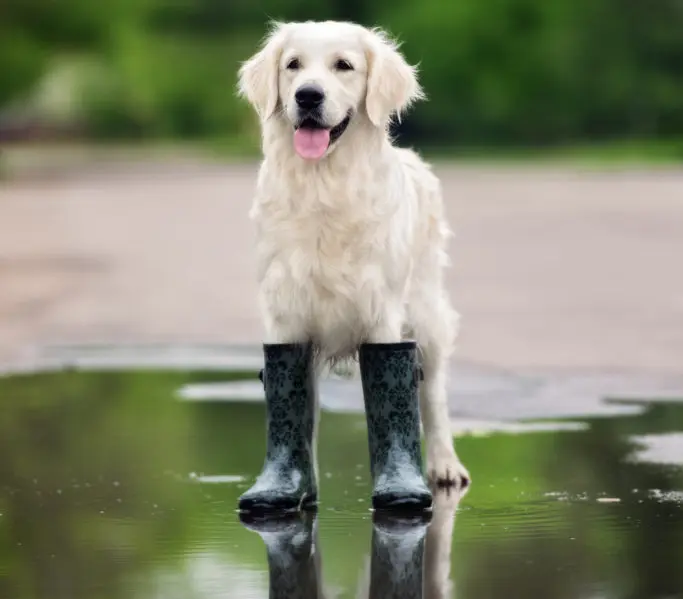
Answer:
[{"left": 293, "top": 113, "right": 351, "bottom": 160}]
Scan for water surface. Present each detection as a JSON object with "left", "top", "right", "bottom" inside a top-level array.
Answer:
[{"left": 1, "top": 368, "right": 682, "bottom": 598}]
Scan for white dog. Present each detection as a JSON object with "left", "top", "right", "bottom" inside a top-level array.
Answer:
[{"left": 238, "top": 20, "right": 469, "bottom": 488}]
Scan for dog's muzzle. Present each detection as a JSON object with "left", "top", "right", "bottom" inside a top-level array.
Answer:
[{"left": 292, "top": 103, "right": 352, "bottom": 160}]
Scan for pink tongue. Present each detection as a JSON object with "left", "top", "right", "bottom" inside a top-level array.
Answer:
[{"left": 294, "top": 128, "right": 331, "bottom": 159}]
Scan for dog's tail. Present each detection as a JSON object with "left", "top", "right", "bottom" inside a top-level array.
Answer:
[
  {"left": 313, "top": 341, "right": 424, "bottom": 380},
  {"left": 313, "top": 348, "right": 360, "bottom": 380}
]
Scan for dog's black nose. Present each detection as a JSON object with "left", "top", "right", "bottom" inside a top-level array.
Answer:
[{"left": 295, "top": 84, "right": 324, "bottom": 110}]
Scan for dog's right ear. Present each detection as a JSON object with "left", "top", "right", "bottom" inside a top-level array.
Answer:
[{"left": 237, "top": 22, "right": 290, "bottom": 120}]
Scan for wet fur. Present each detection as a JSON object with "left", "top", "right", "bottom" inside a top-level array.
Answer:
[{"left": 238, "top": 20, "right": 469, "bottom": 487}]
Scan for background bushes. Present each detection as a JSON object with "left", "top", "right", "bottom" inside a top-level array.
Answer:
[{"left": 2, "top": 0, "right": 682, "bottom": 149}]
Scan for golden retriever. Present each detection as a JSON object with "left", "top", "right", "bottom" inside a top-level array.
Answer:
[{"left": 238, "top": 20, "right": 469, "bottom": 488}]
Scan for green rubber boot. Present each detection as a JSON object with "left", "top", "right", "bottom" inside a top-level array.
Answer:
[
  {"left": 238, "top": 342, "right": 318, "bottom": 513},
  {"left": 359, "top": 341, "right": 433, "bottom": 511}
]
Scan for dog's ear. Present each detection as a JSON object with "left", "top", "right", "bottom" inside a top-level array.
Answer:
[
  {"left": 237, "top": 22, "right": 290, "bottom": 120},
  {"left": 364, "top": 28, "right": 425, "bottom": 128}
]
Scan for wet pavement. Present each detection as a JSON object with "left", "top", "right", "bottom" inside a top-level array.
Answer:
[
  {"left": 1, "top": 352, "right": 683, "bottom": 598},
  {"left": 3, "top": 161, "right": 683, "bottom": 374}
]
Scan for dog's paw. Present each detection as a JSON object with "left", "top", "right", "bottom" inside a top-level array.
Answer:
[
  {"left": 427, "top": 444, "right": 471, "bottom": 493},
  {"left": 431, "top": 483, "right": 463, "bottom": 512}
]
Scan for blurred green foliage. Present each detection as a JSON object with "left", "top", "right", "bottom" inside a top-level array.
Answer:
[{"left": 2, "top": 0, "right": 683, "bottom": 148}]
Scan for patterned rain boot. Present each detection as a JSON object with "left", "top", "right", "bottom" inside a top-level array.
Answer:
[
  {"left": 359, "top": 341, "right": 433, "bottom": 511},
  {"left": 238, "top": 342, "right": 318, "bottom": 513},
  {"left": 369, "top": 512, "right": 431, "bottom": 599},
  {"left": 239, "top": 511, "right": 323, "bottom": 599}
]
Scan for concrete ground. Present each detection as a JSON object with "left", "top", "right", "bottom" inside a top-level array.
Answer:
[{"left": 2, "top": 157, "right": 683, "bottom": 377}]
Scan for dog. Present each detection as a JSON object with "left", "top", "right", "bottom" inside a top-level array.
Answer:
[{"left": 237, "top": 20, "right": 469, "bottom": 489}]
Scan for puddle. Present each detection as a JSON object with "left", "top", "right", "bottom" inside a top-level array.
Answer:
[
  {"left": 629, "top": 433, "right": 683, "bottom": 466},
  {"left": 1, "top": 365, "right": 683, "bottom": 598}
]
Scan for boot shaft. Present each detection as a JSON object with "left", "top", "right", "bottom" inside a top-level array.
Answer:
[
  {"left": 359, "top": 342, "right": 424, "bottom": 481},
  {"left": 262, "top": 343, "right": 316, "bottom": 461},
  {"left": 238, "top": 343, "right": 319, "bottom": 513}
]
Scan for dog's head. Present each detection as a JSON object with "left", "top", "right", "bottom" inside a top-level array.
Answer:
[{"left": 237, "top": 21, "right": 424, "bottom": 160}]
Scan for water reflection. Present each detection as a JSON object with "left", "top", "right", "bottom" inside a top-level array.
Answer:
[
  {"left": 240, "top": 511, "right": 324, "bottom": 599},
  {"left": 365, "top": 512, "right": 430, "bottom": 599},
  {"left": 240, "top": 490, "right": 463, "bottom": 599},
  {"left": 423, "top": 492, "right": 459, "bottom": 599}
]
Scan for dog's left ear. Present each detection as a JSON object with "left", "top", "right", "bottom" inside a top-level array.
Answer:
[
  {"left": 237, "top": 21, "right": 291, "bottom": 120},
  {"left": 364, "top": 28, "right": 425, "bottom": 128}
]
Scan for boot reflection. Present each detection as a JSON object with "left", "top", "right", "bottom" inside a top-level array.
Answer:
[
  {"left": 239, "top": 488, "right": 466, "bottom": 599},
  {"left": 368, "top": 511, "right": 432, "bottom": 599},
  {"left": 359, "top": 487, "right": 468, "bottom": 599},
  {"left": 240, "top": 511, "right": 323, "bottom": 599}
]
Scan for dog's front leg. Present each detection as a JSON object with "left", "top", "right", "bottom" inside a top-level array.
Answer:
[
  {"left": 358, "top": 304, "right": 433, "bottom": 510},
  {"left": 256, "top": 255, "right": 314, "bottom": 344},
  {"left": 237, "top": 278, "right": 322, "bottom": 513},
  {"left": 366, "top": 302, "right": 405, "bottom": 344},
  {"left": 260, "top": 283, "right": 311, "bottom": 345}
]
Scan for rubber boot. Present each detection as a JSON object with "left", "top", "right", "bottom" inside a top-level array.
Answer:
[
  {"left": 369, "top": 512, "right": 431, "bottom": 599},
  {"left": 239, "top": 511, "right": 323, "bottom": 599},
  {"left": 238, "top": 342, "right": 317, "bottom": 513},
  {"left": 359, "top": 341, "right": 433, "bottom": 511}
]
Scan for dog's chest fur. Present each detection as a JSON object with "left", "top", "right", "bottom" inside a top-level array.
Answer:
[{"left": 251, "top": 159, "right": 413, "bottom": 347}]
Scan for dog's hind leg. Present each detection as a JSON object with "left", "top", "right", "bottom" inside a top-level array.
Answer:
[
  {"left": 412, "top": 294, "right": 470, "bottom": 490},
  {"left": 237, "top": 291, "right": 324, "bottom": 512}
]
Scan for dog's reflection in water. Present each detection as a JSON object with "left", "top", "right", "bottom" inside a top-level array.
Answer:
[{"left": 239, "top": 489, "right": 465, "bottom": 599}]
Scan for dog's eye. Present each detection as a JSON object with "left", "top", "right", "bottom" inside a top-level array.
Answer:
[
  {"left": 286, "top": 58, "right": 301, "bottom": 70},
  {"left": 334, "top": 59, "right": 354, "bottom": 71}
]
